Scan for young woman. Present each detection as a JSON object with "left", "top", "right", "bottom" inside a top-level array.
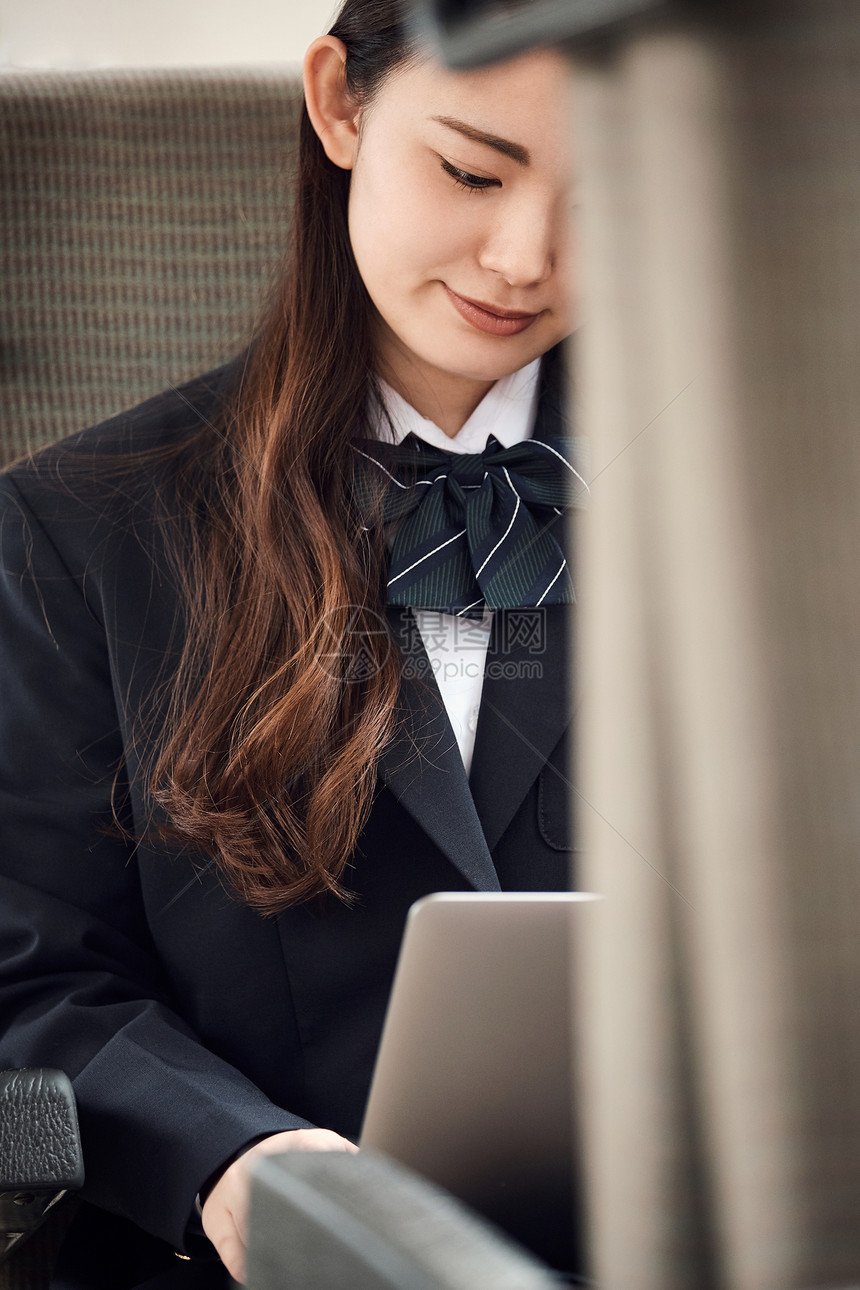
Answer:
[{"left": 0, "top": 1, "right": 578, "bottom": 1285}]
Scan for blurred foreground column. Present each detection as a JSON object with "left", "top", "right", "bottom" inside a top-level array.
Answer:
[{"left": 572, "top": 3, "right": 860, "bottom": 1287}]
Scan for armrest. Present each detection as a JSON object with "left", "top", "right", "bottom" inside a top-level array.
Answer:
[
  {"left": 0, "top": 1069, "right": 84, "bottom": 1264},
  {"left": 246, "top": 1148, "right": 563, "bottom": 1290}
]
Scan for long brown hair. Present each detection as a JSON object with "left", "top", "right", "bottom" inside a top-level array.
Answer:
[{"left": 150, "top": 0, "right": 418, "bottom": 914}]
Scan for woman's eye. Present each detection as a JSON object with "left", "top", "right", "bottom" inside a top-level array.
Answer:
[{"left": 440, "top": 159, "right": 501, "bottom": 194}]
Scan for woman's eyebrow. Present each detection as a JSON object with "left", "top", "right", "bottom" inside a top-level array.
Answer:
[{"left": 430, "top": 115, "right": 531, "bottom": 166}]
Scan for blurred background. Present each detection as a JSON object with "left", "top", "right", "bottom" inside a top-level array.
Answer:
[{"left": 0, "top": 0, "right": 339, "bottom": 68}]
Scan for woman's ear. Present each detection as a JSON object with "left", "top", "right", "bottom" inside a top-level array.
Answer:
[{"left": 303, "top": 36, "right": 359, "bottom": 171}]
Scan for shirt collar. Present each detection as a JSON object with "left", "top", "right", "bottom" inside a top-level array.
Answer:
[{"left": 375, "top": 357, "right": 542, "bottom": 455}]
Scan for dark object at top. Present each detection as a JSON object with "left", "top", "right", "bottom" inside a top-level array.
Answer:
[{"left": 410, "top": 0, "right": 667, "bottom": 66}]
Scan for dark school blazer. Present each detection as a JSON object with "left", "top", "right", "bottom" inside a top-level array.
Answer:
[{"left": 0, "top": 356, "right": 575, "bottom": 1290}]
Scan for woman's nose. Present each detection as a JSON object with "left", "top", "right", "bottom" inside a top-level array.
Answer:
[{"left": 476, "top": 198, "right": 560, "bottom": 289}]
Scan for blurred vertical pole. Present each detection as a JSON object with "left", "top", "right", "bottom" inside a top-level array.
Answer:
[{"left": 571, "top": 3, "right": 860, "bottom": 1287}]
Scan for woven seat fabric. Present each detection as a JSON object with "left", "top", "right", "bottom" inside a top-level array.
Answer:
[{"left": 0, "top": 67, "right": 303, "bottom": 465}]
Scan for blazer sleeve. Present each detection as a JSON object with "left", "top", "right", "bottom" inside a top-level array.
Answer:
[{"left": 0, "top": 471, "right": 311, "bottom": 1254}]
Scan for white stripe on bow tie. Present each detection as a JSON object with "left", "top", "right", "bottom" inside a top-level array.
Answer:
[
  {"left": 536, "top": 558, "right": 569, "bottom": 606},
  {"left": 387, "top": 528, "right": 469, "bottom": 586},
  {"left": 475, "top": 467, "right": 521, "bottom": 579},
  {"left": 529, "top": 439, "right": 591, "bottom": 495}
]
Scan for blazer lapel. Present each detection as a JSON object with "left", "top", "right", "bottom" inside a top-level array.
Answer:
[
  {"left": 469, "top": 600, "right": 573, "bottom": 852},
  {"left": 377, "top": 606, "right": 500, "bottom": 892}
]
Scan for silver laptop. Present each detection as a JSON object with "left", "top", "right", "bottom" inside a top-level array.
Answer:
[{"left": 360, "top": 891, "right": 598, "bottom": 1272}]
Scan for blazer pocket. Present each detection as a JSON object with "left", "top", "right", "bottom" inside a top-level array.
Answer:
[{"left": 537, "top": 762, "right": 576, "bottom": 852}]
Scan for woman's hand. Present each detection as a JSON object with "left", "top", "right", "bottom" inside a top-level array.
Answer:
[{"left": 200, "top": 1128, "right": 359, "bottom": 1283}]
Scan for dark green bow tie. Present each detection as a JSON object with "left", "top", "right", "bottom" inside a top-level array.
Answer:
[{"left": 352, "top": 433, "right": 588, "bottom": 616}]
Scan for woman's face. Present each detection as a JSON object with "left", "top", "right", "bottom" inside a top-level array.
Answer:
[{"left": 346, "top": 49, "right": 575, "bottom": 429}]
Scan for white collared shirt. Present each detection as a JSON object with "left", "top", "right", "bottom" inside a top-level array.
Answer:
[{"left": 374, "top": 359, "right": 541, "bottom": 775}]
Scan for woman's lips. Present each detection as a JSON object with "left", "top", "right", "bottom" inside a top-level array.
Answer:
[{"left": 444, "top": 286, "right": 540, "bottom": 337}]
